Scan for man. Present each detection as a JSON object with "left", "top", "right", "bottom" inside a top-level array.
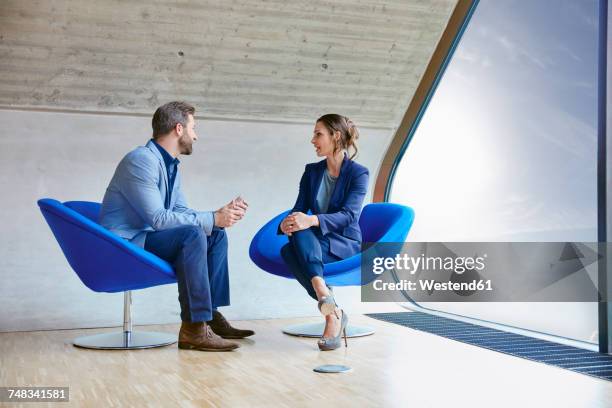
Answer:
[{"left": 100, "top": 101, "right": 254, "bottom": 352}]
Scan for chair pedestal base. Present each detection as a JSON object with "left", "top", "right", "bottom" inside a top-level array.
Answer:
[
  {"left": 73, "top": 331, "right": 177, "bottom": 350},
  {"left": 282, "top": 322, "right": 375, "bottom": 338}
]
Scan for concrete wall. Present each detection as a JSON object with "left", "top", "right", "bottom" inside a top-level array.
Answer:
[
  {"left": 0, "top": 0, "right": 455, "bottom": 128},
  {"left": 0, "top": 0, "right": 456, "bottom": 331},
  {"left": 0, "top": 108, "right": 394, "bottom": 331}
]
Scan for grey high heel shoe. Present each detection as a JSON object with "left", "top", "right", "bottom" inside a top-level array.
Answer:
[
  {"left": 317, "top": 309, "right": 348, "bottom": 351},
  {"left": 317, "top": 287, "right": 336, "bottom": 316}
]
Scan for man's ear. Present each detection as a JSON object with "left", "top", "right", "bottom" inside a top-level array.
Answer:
[{"left": 175, "top": 122, "right": 184, "bottom": 136}]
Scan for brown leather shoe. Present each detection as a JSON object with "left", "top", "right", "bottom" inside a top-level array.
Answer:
[
  {"left": 178, "top": 321, "right": 239, "bottom": 351},
  {"left": 208, "top": 310, "right": 255, "bottom": 339}
]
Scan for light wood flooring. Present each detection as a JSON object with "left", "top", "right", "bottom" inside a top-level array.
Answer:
[{"left": 2, "top": 313, "right": 612, "bottom": 408}]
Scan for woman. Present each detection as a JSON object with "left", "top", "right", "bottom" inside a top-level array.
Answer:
[{"left": 279, "top": 114, "right": 369, "bottom": 351}]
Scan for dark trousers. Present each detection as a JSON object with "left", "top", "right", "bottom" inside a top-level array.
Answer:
[
  {"left": 145, "top": 225, "right": 229, "bottom": 322},
  {"left": 280, "top": 228, "right": 340, "bottom": 300}
]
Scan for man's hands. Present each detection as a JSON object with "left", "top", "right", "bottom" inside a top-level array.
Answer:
[
  {"left": 280, "top": 212, "right": 319, "bottom": 236},
  {"left": 214, "top": 196, "right": 249, "bottom": 228}
]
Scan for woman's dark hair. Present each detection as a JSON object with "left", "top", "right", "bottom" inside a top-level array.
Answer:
[
  {"left": 152, "top": 101, "right": 195, "bottom": 139},
  {"left": 316, "top": 113, "right": 360, "bottom": 160}
]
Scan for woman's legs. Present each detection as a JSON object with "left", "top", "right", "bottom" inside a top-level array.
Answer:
[
  {"left": 281, "top": 228, "right": 338, "bottom": 298},
  {"left": 280, "top": 243, "right": 318, "bottom": 300},
  {"left": 280, "top": 228, "right": 343, "bottom": 339}
]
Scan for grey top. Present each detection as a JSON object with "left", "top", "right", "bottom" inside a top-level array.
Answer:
[{"left": 316, "top": 169, "right": 338, "bottom": 213}]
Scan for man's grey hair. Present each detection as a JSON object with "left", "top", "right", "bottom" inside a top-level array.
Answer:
[{"left": 151, "top": 101, "right": 195, "bottom": 139}]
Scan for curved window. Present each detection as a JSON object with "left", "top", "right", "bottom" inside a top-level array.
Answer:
[{"left": 388, "top": 0, "right": 600, "bottom": 343}]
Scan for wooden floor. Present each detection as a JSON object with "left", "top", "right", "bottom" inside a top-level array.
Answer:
[{"left": 2, "top": 313, "right": 612, "bottom": 408}]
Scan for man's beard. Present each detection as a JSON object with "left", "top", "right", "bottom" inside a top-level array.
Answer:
[{"left": 178, "top": 134, "right": 193, "bottom": 155}]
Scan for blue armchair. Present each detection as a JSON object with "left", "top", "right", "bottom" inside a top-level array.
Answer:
[
  {"left": 249, "top": 202, "right": 414, "bottom": 337},
  {"left": 38, "top": 198, "right": 177, "bottom": 349}
]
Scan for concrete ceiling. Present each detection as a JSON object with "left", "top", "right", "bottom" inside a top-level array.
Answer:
[{"left": 0, "top": 0, "right": 457, "bottom": 128}]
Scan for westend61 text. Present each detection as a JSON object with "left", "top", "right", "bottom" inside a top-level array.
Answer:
[{"left": 372, "top": 279, "right": 493, "bottom": 292}]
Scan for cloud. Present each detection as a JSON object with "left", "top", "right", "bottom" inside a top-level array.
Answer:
[
  {"left": 556, "top": 44, "right": 583, "bottom": 63},
  {"left": 562, "top": 0, "right": 597, "bottom": 29},
  {"left": 454, "top": 48, "right": 492, "bottom": 69},
  {"left": 496, "top": 35, "right": 549, "bottom": 70},
  {"left": 523, "top": 97, "right": 597, "bottom": 160},
  {"left": 571, "top": 80, "right": 594, "bottom": 90}
]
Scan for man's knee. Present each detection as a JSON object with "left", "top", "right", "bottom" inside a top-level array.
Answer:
[
  {"left": 209, "top": 228, "right": 228, "bottom": 248},
  {"left": 181, "top": 225, "right": 207, "bottom": 247}
]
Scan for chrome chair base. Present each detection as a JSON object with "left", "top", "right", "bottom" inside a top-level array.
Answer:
[
  {"left": 282, "top": 322, "right": 375, "bottom": 338},
  {"left": 73, "top": 331, "right": 177, "bottom": 350}
]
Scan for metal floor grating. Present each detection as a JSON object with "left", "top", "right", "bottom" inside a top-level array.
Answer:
[{"left": 367, "top": 311, "right": 612, "bottom": 381}]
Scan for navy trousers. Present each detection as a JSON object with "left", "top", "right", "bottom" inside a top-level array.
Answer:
[
  {"left": 145, "top": 225, "right": 229, "bottom": 322},
  {"left": 280, "top": 228, "right": 340, "bottom": 300}
]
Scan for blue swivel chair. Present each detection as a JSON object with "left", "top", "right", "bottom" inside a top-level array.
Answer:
[
  {"left": 249, "top": 202, "right": 414, "bottom": 337},
  {"left": 38, "top": 198, "right": 178, "bottom": 349}
]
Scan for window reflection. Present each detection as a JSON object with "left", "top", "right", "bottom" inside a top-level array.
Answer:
[{"left": 389, "top": 0, "right": 599, "bottom": 343}]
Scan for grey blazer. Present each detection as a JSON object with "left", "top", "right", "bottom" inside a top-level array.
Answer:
[{"left": 99, "top": 140, "right": 214, "bottom": 247}]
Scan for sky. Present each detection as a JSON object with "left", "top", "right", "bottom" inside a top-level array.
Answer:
[
  {"left": 390, "top": 0, "right": 600, "bottom": 242},
  {"left": 388, "top": 0, "right": 601, "bottom": 342}
]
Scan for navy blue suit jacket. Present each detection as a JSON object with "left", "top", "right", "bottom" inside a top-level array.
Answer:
[{"left": 280, "top": 155, "right": 369, "bottom": 259}]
